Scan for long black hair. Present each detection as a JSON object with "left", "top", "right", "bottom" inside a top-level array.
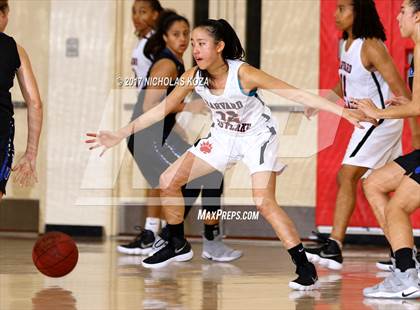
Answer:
[
  {"left": 196, "top": 19, "right": 245, "bottom": 60},
  {"left": 409, "top": 0, "right": 420, "bottom": 13},
  {"left": 195, "top": 19, "right": 245, "bottom": 84},
  {"left": 343, "top": 0, "right": 386, "bottom": 41},
  {"left": 144, "top": 10, "right": 189, "bottom": 61}
]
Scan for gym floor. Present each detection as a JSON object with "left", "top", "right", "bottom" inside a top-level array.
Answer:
[{"left": 0, "top": 234, "right": 417, "bottom": 310}]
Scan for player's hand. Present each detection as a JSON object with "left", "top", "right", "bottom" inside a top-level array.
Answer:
[
  {"left": 342, "top": 108, "right": 377, "bottom": 129},
  {"left": 304, "top": 107, "right": 319, "bottom": 120},
  {"left": 12, "top": 152, "right": 38, "bottom": 187},
  {"left": 385, "top": 96, "right": 411, "bottom": 106},
  {"left": 352, "top": 98, "right": 380, "bottom": 119},
  {"left": 85, "top": 131, "right": 123, "bottom": 156}
]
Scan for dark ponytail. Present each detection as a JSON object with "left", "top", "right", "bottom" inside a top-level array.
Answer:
[
  {"left": 196, "top": 19, "right": 245, "bottom": 60},
  {"left": 144, "top": 10, "right": 190, "bottom": 61},
  {"left": 195, "top": 19, "right": 245, "bottom": 86},
  {"left": 409, "top": 0, "right": 420, "bottom": 13}
]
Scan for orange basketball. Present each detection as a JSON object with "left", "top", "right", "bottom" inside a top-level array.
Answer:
[{"left": 32, "top": 232, "right": 78, "bottom": 277}]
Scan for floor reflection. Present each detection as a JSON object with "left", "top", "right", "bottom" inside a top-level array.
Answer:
[
  {"left": 0, "top": 237, "right": 412, "bottom": 310},
  {"left": 32, "top": 286, "right": 77, "bottom": 310}
]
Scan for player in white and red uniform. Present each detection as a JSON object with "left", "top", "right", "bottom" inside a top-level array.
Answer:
[
  {"left": 87, "top": 18, "right": 370, "bottom": 290},
  {"left": 190, "top": 59, "right": 285, "bottom": 175},
  {"left": 119, "top": 5, "right": 241, "bottom": 263}
]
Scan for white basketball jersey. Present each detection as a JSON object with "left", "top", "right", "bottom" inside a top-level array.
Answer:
[
  {"left": 131, "top": 31, "right": 153, "bottom": 90},
  {"left": 194, "top": 59, "right": 273, "bottom": 135},
  {"left": 339, "top": 38, "right": 390, "bottom": 109},
  {"left": 339, "top": 38, "right": 403, "bottom": 169}
]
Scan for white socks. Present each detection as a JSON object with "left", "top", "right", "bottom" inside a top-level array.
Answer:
[{"left": 145, "top": 217, "right": 160, "bottom": 236}]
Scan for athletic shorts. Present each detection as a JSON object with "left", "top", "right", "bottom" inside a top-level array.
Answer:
[
  {"left": 188, "top": 122, "right": 286, "bottom": 175},
  {"left": 342, "top": 118, "right": 403, "bottom": 171},
  {"left": 128, "top": 129, "right": 225, "bottom": 192},
  {"left": 0, "top": 118, "right": 15, "bottom": 195},
  {"left": 394, "top": 150, "right": 420, "bottom": 185}
]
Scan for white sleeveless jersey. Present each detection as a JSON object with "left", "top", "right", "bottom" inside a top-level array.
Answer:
[
  {"left": 339, "top": 38, "right": 403, "bottom": 169},
  {"left": 194, "top": 59, "right": 273, "bottom": 136},
  {"left": 131, "top": 31, "right": 153, "bottom": 90},
  {"left": 339, "top": 38, "right": 390, "bottom": 109}
]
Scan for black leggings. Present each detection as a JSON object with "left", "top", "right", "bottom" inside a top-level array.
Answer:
[
  {"left": 127, "top": 130, "right": 224, "bottom": 218},
  {"left": 182, "top": 176, "right": 224, "bottom": 219}
]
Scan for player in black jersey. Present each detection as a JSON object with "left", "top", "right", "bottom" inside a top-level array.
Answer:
[{"left": 0, "top": 0, "right": 42, "bottom": 200}]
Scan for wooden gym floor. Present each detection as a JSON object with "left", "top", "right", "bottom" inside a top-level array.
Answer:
[{"left": 0, "top": 234, "right": 418, "bottom": 310}]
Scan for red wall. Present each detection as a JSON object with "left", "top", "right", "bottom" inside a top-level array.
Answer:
[{"left": 317, "top": 0, "right": 418, "bottom": 229}]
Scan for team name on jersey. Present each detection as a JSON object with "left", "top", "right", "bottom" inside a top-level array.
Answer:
[
  {"left": 339, "top": 61, "right": 352, "bottom": 74},
  {"left": 204, "top": 100, "right": 243, "bottom": 110},
  {"left": 203, "top": 100, "right": 252, "bottom": 132},
  {"left": 213, "top": 110, "right": 251, "bottom": 133},
  {"left": 216, "top": 119, "right": 251, "bottom": 132}
]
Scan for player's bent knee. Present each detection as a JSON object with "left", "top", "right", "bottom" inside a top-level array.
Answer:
[
  {"left": 363, "top": 175, "right": 385, "bottom": 194},
  {"left": 253, "top": 195, "right": 276, "bottom": 215},
  {"left": 159, "top": 172, "right": 176, "bottom": 192},
  {"left": 362, "top": 177, "right": 375, "bottom": 194}
]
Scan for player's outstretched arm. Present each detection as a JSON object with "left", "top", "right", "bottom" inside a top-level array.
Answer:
[
  {"left": 304, "top": 82, "right": 343, "bottom": 119},
  {"left": 238, "top": 64, "right": 374, "bottom": 129},
  {"left": 355, "top": 45, "right": 420, "bottom": 120},
  {"left": 85, "top": 67, "right": 196, "bottom": 156}
]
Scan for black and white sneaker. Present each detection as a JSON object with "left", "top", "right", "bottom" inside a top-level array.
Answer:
[
  {"left": 142, "top": 237, "right": 193, "bottom": 269},
  {"left": 148, "top": 226, "right": 170, "bottom": 257},
  {"left": 305, "top": 235, "right": 343, "bottom": 270},
  {"left": 117, "top": 227, "right": 155, "bottom": 255},
  {"left": 288, "top": 262, "right": 318, "bottom": 291}
]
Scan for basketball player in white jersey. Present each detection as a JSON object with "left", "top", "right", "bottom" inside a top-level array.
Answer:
[
  {"left": 131, "top": 0, "right": 160, "bottom": 90},
  {"left": 355, "top": 0, "right": 420, "bottom": 298},
  {"left": 305, "top": 0, "right": 412, "bottom": 271},
  {"left": 119, "top": 4, "right": 241, "bottom": 263},
  {"left": 87, "top": 19, "right": 371, "bottom": 290},
  {"left": 117, "top": 0, "right": 163, "bottom": 255}
]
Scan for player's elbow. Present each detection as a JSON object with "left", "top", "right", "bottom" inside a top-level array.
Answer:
[
  {"left": 282, "top": 89, "right": 306, "bottom": 104},
  {"left": 27, "top": 98, "right": 43, "bottom": 112}
]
